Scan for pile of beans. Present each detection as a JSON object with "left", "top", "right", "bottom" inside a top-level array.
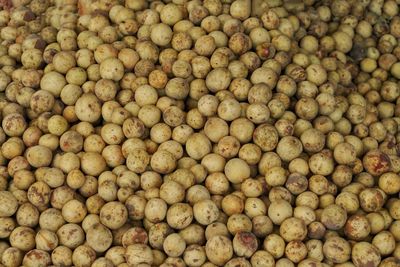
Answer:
[{"left": 0, "top": 0, "right": 399, "bottom": 266}]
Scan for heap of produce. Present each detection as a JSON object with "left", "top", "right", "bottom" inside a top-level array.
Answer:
[{"left": 0, "top": 0, "right": 399, "bottom": 266}]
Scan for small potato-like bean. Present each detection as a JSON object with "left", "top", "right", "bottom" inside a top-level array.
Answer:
[
  {"left": 186, "top": 133, "right": 212, "bottom": 160},
  {"left": 194, "top": 199, "right": 220, "bottom": 226},
  {"left": 163, "top": 233, "right": 186, "bottom": 257},
  {"left": 100, "top": 202, "right": 128, "bottom": 230},
  {"left": 22, "top": 249, "right": 51, "bottom": 267},
  {"left": 0, "top": 191, "right": 18, "bottom": 217},
  {"left": 205, "top": 235, "right": 233, "bottom": 266},
  {"left": 232, "top": 231, "right": 258, "bottom": 258},
  {"left": 86, "top": 223, "right": 113, "bottom": 253},
  {"left": 126, "top": 244, "right": 154, "bottom": 266},
  {"left": 75, "top": 93, "right": 102, "bottom": 123},
  {"left": 323, "top": 236, "right": 351, "bottom": 263},
  {"left": 166, "top": 203, "right": 193, "bottom": 230},
  {"left": 279, "top": 217, "right": 307, "bottom": 242},
  {"left": 351, "top": 242, "right": 381, "bottom": 267},
  {"left": 9, "top": 226, "right": 36, "bottom": 251},
  {"left": 2, "top": 113, "right": 27, "bottom": 137},
  {"left": 35, "top": 229, "right": 58, "bottom": 251}
]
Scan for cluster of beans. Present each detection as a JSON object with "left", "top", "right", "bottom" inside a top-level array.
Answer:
[{"left": 0, "top": 0, "right": 400, "bottom": 266}]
